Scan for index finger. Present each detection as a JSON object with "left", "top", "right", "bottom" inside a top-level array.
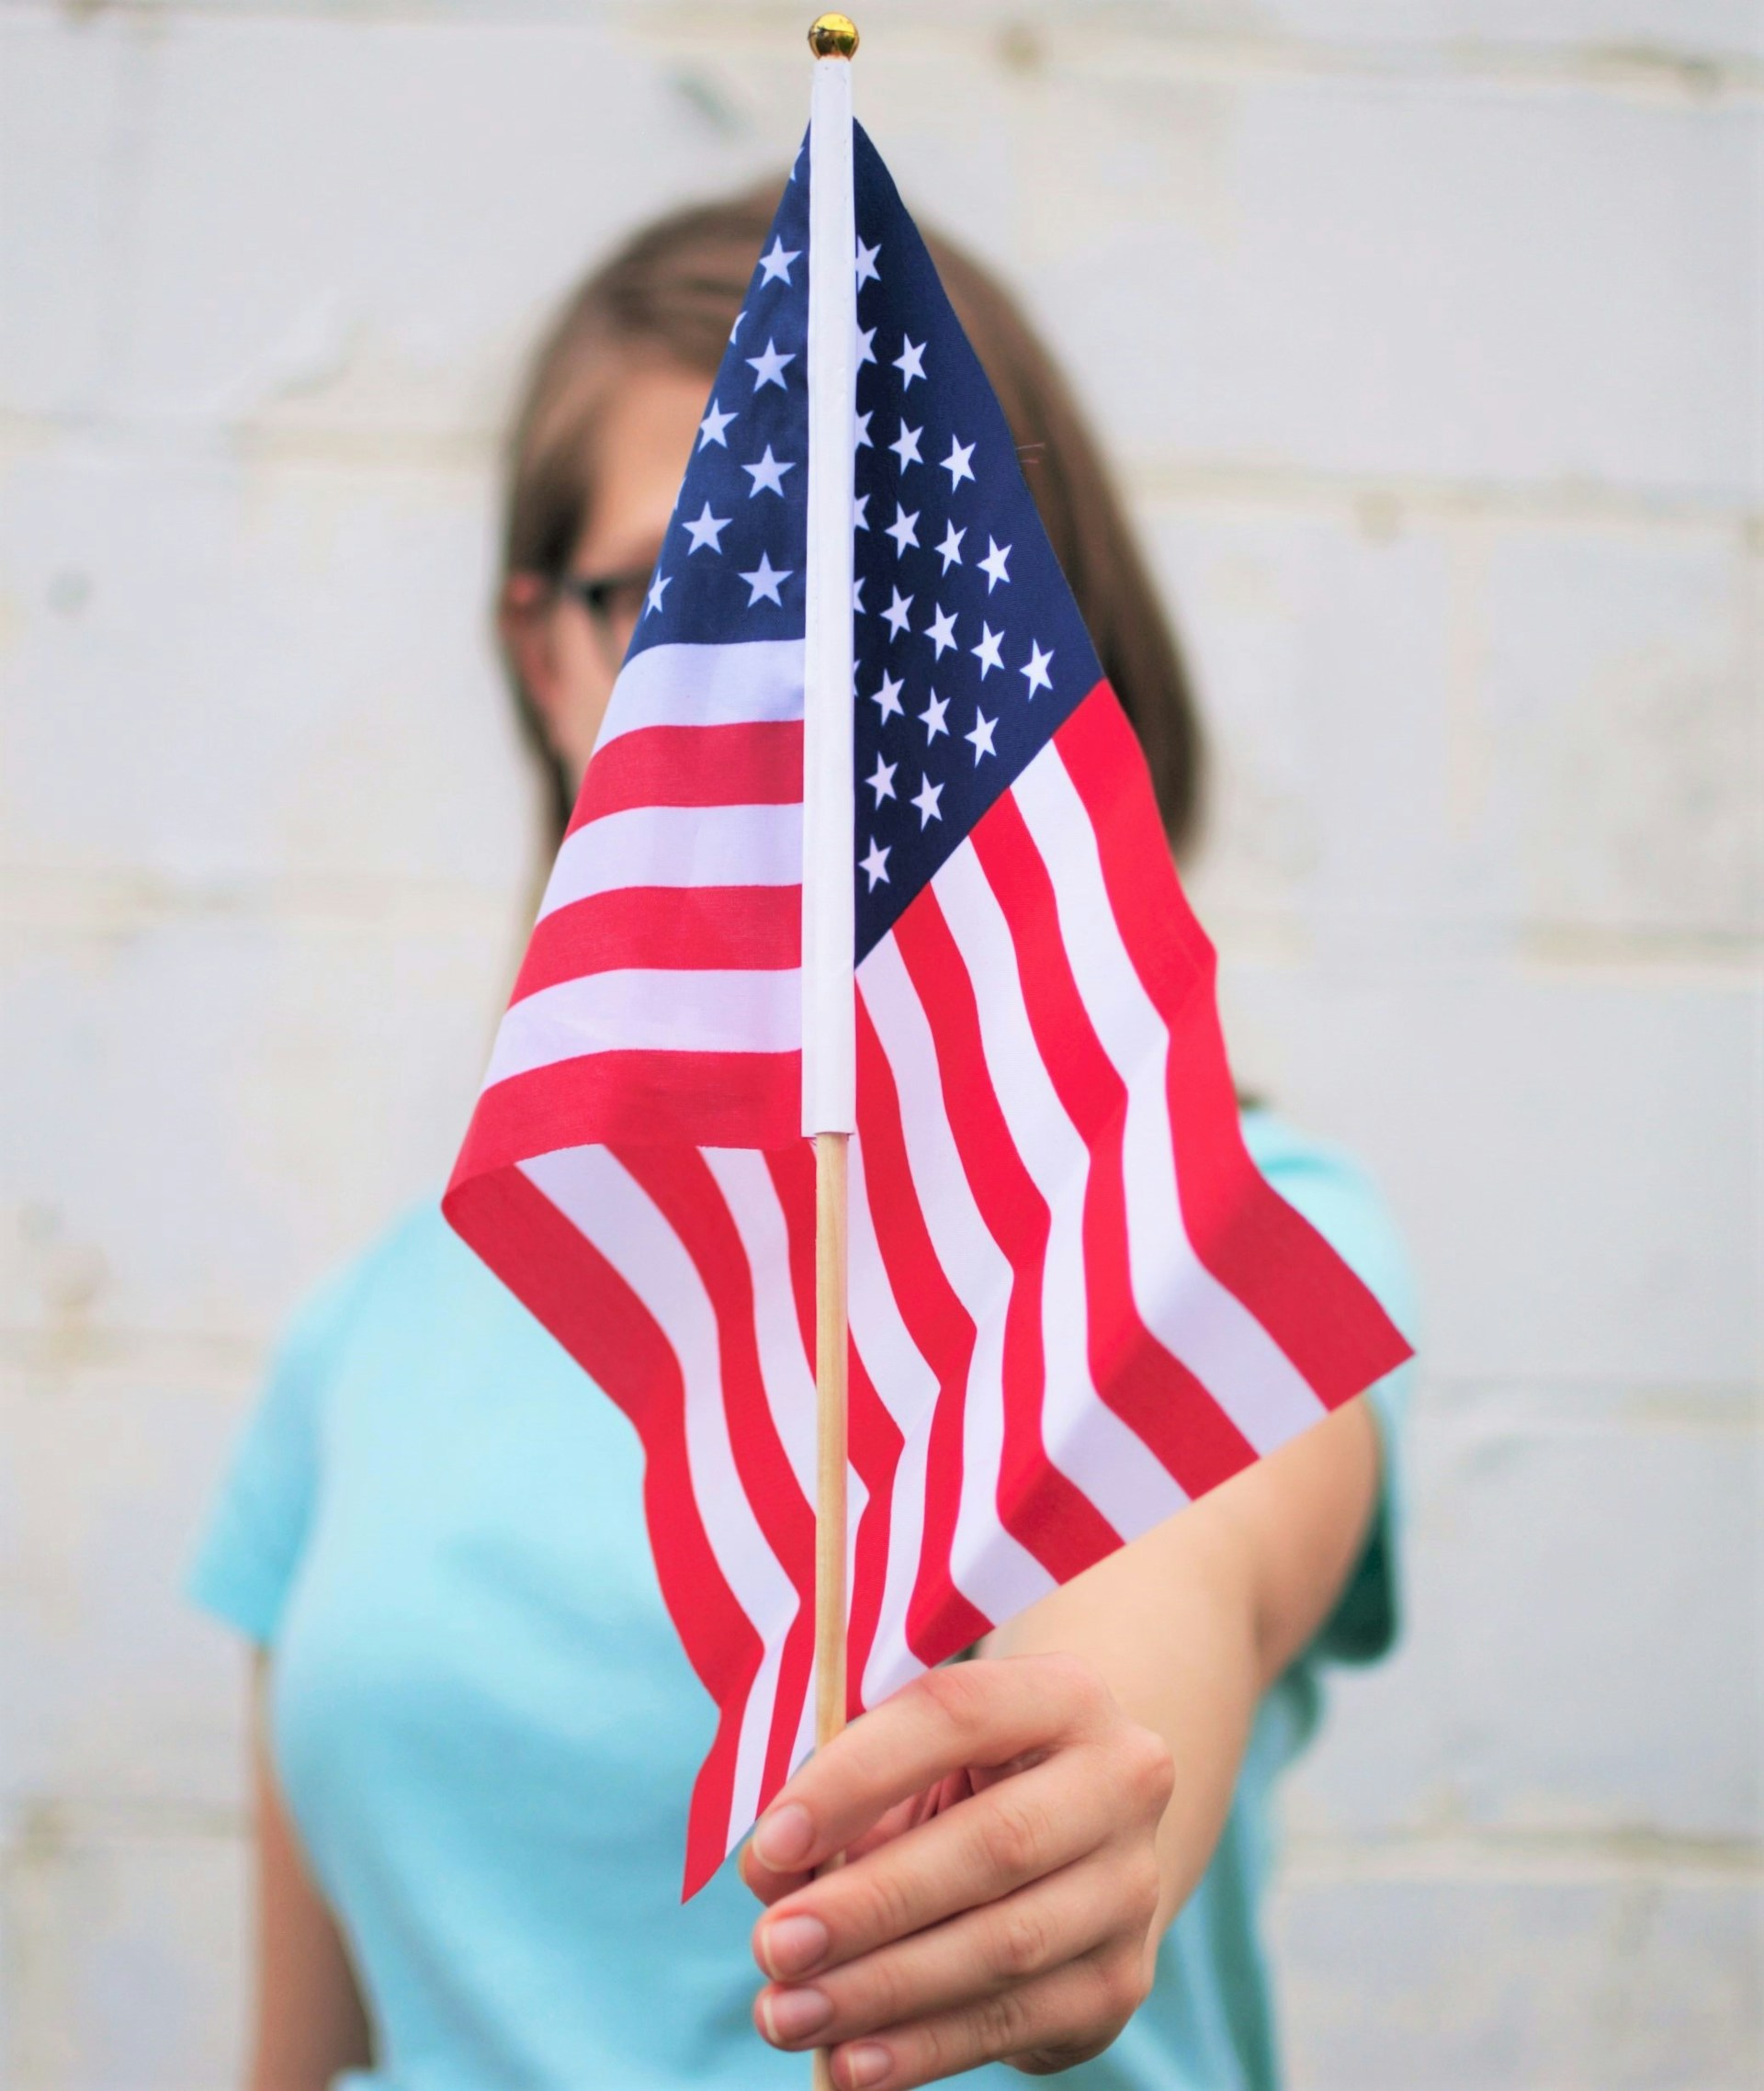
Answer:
[{"left": 747, "top": 1655, "right": 1106, "bottom": 1877}]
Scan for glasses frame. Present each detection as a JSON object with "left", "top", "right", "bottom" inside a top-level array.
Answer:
[{"left": 559, "top": 567, "right": 655, "bottom": 673}]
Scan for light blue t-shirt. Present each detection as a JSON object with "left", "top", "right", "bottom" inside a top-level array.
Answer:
[{"left": 191, "top": 1110, "right": 1415, "bottom": 2091}]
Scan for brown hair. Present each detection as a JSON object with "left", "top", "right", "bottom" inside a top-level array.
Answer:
[{"left": 501, "top": 184, "right": 1204, "bottom": 853}]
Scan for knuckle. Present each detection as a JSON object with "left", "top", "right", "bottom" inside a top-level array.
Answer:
[
  {"left": 1124, "top": 1850, "right": 1162, "bottom": 1934},
  {"left": 983, "top": 1791, "right": 1053, "bottom": 1880},
  {"left": 848, "top": 1860, "right": 918, "bottom": 1950},
  {"left": 1127, "top": 1726, "right": 1175, "bottom": 1814},
  {"left": 974, "top": 1984, "right": 1035, "bottom": 2058},
  {"left": 853, "top": 1948, "right": 912, "bottom": 2028},
  {"left": 992, "top": 1900, "right": 1054, "bottom": 1980},
  {"left": 916, "top": 1660, "right": 989, "bottom": 1741},
  {"left": 1095, "top": 1948, "right": 1147, "bottom": 2025}
]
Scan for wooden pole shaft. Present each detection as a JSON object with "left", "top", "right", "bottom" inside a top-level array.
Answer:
[
  {"left": 811, "top": 1130, "right": 850, "bottom": 2091},
  {"left": 813, "top": 1129, "right": 850, "bottom": 1752}
]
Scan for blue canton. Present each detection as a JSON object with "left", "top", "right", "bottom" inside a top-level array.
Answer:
[
  {"left": 628, "top": 153, "right": 811, "bottom": 655},
  {"left": 627, "top": 126, "right": 1102, "bottom": 964},
  {"left": 849, "top": 126, "right": 1101, "bottom": 956}
]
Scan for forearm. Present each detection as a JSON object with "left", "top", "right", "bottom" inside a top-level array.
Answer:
[{"left": 982, "top": 1397, "right": 1382, "bottom": 1941}]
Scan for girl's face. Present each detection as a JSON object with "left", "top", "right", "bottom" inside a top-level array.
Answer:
[{"left": 502, "top": 357, "right": 709, "bottom": 786}]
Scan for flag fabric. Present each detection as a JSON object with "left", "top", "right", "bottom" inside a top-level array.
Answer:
[{"left": 445, "top": 123, "right": 1412, "bottom": 1897}]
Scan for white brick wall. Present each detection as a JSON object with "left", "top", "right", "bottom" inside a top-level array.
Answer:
[{"left": 3, "top": 4, "right": 1758, "bottom": 2085}]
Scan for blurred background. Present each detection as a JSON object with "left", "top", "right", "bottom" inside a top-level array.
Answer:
[{"left": 2, "top": 2, "right": 1759, "bottom": 2085}]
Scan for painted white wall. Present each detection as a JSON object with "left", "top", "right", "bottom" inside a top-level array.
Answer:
[{"left": 3, "top": 4, "right": 1758, "bottom": 2085}]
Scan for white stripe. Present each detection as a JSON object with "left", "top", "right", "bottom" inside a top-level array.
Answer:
[
  {"left": 858, "top": 935, "right": 1057, "bottom": 1631},
  {"left": 1012, "top": 747, "right": 1325, "bottom": 1452},
  {"left": 593, "top": 638, "right": 805, "bottom": 750},
  {"left": 540, "top": 802, "right": 802, "bottom": 920},
  {"left": 702, "top": 1148, "right": 818, "bottom": 1504},
  {"left": 847, "top": 1131, "right": 941, "bottom": 1706},
  {"left": 933, "top": 842, "right": 1190, "bottom": 1540},
  {"left": 485, "top": 969, "right": 798, "bottom": 1086},
  {"left": 518, "top": 1147, "right": 799, "bottom": 1845}
]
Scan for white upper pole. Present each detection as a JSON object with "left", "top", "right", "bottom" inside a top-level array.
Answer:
[{"left": 800, "top": 51, "right": 857, "bottom": 1137}]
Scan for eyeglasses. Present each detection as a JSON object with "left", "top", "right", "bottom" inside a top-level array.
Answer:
[{"left": 560, "top": 567, "right": 653, "bottom": 671}]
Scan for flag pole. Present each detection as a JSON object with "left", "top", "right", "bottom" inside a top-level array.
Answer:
[{"left": 803, "top": 16, "right": 859, "bottom": 2088}]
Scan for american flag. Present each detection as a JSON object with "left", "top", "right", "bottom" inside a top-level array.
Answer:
[{"left": 446, "top": 125, "right": 1410, "bottom": 1896}]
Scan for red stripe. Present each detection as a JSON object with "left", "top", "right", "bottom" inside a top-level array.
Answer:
[
  {"left": 512, "top": 886, "right": 800, "bottom": 1004},
  {"left": 843, "top": 1344, "right": 904, "bottom": 1719},
  {"left": 442, "top": 1165, "right": 758, "bottom": 1898},
  {"left": 854, "top": 992, "right": 993, "bottom": 1667},
  {"left": 449, "top": 1049, "right": 800, "bottom": 1184},
  {"left": 568, "top": 720, "right": 803, "bottom": 831},
  {"left": 891, "top": 890, "right": 1122, "bottom": 1582},
  {"left": 969, "top": 784, "right": 1257, "bottom": 1497},
  {"left": 1055, "top": 687, "right": 1411, "bottom": 1405},
  {"left": 617, "top": 1147, "right": 816, "bottom": 1802}
]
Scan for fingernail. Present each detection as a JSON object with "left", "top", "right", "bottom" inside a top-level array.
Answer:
[
  {"left": 762, "top": 1984, "right": 832, "bottom": 2045},
  {"left": 760, "top": 1911, "right": 830, "bottom": 1979},
  {"left": 841, "top": 2043, "right": 891, "bottom": 2089},
  {"left": 754, "top": 1801, "right": 813, "bottom": 1870}
]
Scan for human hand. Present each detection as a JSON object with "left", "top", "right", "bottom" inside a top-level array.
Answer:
[{"left": 741, "top": 1653, "right": 1175, "bottom": 2089}]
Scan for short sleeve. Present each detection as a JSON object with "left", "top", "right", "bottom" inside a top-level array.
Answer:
[
  {"left": 1240, "top": 1112, "right": 1419, "bottom": 1669},
  {"left": 187, "top": 1263, "right": 364, "bottom": 1645}
]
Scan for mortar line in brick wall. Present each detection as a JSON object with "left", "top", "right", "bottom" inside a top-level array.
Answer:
[
  {"left": 1419, "top": 1381, "right": 1764, "bottom": 1430},
  {"left": 1126, "top": 466, "right": 1762, "bottom": 538},
  {"left": 1276, "top": 1828, "right": 1764, "bottom": 1885},
  {"left": 1199, "top": 908, "right": 1764, "bottom": 975},
  {"left": 0, "top": 1328, "right": 275, "bottom": 1382},
  {"left": 619, "top": 11, "right": 1764, "bottom": 107},
  {"left": 6, "top": 409, "right": 1758, "bottom": 534},
  {"left": 0, "top": 867, "right": 532, "bottom": 938},
  {"left": 1, "top": 1797, "right": 250, "bottom": 1855}
]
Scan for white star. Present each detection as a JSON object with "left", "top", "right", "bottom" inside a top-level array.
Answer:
[
  {"left": 860, "top": 836, "right": 890, "bottom": 888},
  {"left": 870, "top": 671, "right": 905, "bottom": 722},
  {"left": 919, "top": 689, "right": 949, "bottom": 741},
  {"left": 854, "top": 410, "right": 873, "bottom": 451},
  {"left": 937, "top": 521, "right": 966, "bottom": 573},
  {"left": 966, "top": 710, "right": 998, "bottom": 763},
  {"left": 911, "top": 774, "right": 944, "bottom": 829},
  {"left": 866, "top": 753, "right": 898, "bottom": 804},
  {"left": 855, "top": 237, "right": 881, "bottom": 287},
  {"left": 941, "top": 435, "right": 976, "bottom": 489},
  {"left": 645, "top": 569, "right": 671, "bottom": 616},
  {"left": 857, "top": 326, "right": 876, "bottom": 367},
  {"left": 979, "top": 537, "right": 1012, "bottom": 592},
  {"left": 743, "top": 445, "right": 795, "bottom": 497},
  {"left": 893, "top": 336, "right": 927, "bottom": 389},
  {"left": 925, "top": 604, "right": 958, "bottom": 659},
  {"left": 1020, "top": 639, "right": 1054, "bottom": 698},
  {"left": 972, "top": 622, "right": 1005, "bottom": 677},
  {"left": 889, "top": 421, "right": 923, "bottom": 470},
  {"left": 853, "top": 492, "right": 870, "bottom": 531},
  {"left": 885, "top": 503, "right": 920, "bottom": 555},
  {"left": 759, "top": 237, "right": 800, "bottom": 285},
  {"left": 745, "top": 338, "right": 795, "bottom": 390},
  {"left": 698, "top": 398, "right": 737, "bottom": 449},
  {"left": 883, "top": 587, "right": 914, "bottom": 639},
  {"left": 683, "top": 502, "right": 729, "bottom": 554},
  {"left": 729, "top": 309, "right": 746, "bottom": 344},
  {"left": 853, "top": 575, "right": 865, "bottom": 613},
  {"left": 738, "top": 551, "right": 791, "bottom": 606}
]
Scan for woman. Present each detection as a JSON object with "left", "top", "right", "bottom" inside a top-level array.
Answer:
[{"left": 193, "top": 181, "right": 1415, "bottom": 2091}]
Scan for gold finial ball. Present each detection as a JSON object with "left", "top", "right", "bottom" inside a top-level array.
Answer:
[{"left": 808, "top": 13, "right": 859, "bottom": 58}]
